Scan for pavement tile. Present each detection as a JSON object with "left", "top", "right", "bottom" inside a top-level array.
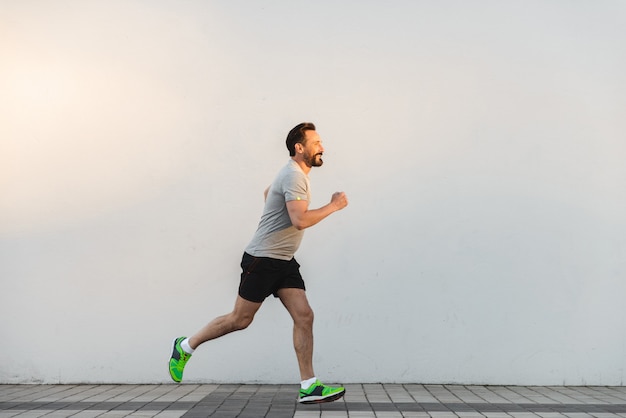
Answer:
[
  {"left": 401, "top": 413, "right": 431, "bottom": 418},
  {"left": 1, "top": 412, "right": 41, "bottom": 418},
  {"left": 68, "top": 410, "right": 106, "bottom": 418},
  {"left": 153, "top": 411, "right": 186, "bottom": 418},
  {"left": 507, "top": 413, "right": 539, "bottom": 418},
  {"left": 293, "top": 411, "right": 321, "bottom": 417},
  {"left": 406, "top": 385, "right": 440, "bottom": 403},
  {"left": 319, "top": 411, "right": 348, "bottom": 418},
  {"left": 428, "top": 412, "right": 461, "bottom": 418},
  {"left": 536, "top": 413, "right": 567, "bottom": 418},
  {"left": 456, "top": 412, "right": 486, "bottom": 418}
]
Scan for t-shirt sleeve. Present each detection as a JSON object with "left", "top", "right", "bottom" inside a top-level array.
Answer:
[{"left": 282, "top": 171, "right": 308, "bottom": 202}]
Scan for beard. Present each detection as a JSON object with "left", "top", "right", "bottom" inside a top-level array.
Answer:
[{"left": 304, "top": 151, "right": 324, "bottom": 167}]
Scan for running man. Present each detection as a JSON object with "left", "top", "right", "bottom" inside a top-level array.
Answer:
[{"left": 168, "top": 122, "right": 349, "bottom": 404}]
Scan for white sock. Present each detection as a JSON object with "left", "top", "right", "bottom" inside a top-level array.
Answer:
[
  {"left": 301, "top": 377, "right": 317, "bottom": 390},
  {"left": 181, "top": 338, "right": 195, "bottom": 354}
]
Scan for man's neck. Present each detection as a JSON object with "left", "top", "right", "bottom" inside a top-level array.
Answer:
[{"left": 291, "top": 157, "right": 311, "bottom": 175}]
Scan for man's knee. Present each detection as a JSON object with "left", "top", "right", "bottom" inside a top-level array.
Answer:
[
  {"left": 230, "top": 295, "right": 262, "bottom": 331},
  {"left": 295, "top": 306, "right": 314, "bottom": 327},
  {"left": 232, "top": 312, "right": 255, "bottom": 331}
]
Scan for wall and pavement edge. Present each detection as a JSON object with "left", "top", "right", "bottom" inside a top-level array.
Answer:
[{"left": 1, "top": 1, "right": 625, "bottom": 385}]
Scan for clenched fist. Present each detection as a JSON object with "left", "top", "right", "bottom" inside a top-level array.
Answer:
[{"left": 330, "top": 192, "right": 348, "bottom": 211}]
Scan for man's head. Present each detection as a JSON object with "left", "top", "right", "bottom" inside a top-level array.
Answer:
[
  {"left": 286, "top": 122, "right": 316, "bottom": 156},
  {"left": 286, "top": 122, "right": 324, "bottom": 168}
]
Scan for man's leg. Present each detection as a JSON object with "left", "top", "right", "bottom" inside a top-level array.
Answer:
[
  {"left": 189, "top": 295, "right": 263, "bottom": 349},
  {"left": 169, "top": 296, "right": 262, "bottom": 382},
  {"left": 278, "top": 287, "right": 346, "bottom": 404},
  {"left": 276, "top": 288, "right": 315, "bottom": 380}
]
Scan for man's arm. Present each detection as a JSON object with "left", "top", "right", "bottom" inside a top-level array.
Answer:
[{"left": 286, "top": 192, "right": 348, "bottom": 230}]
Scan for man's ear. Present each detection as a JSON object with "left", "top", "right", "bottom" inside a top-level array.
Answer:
[{"left": 295, "top": 142, "right": 304, "bottom": 154}]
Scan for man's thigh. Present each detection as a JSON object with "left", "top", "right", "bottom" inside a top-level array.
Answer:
[{"left": 277, "top": 288, "right": 313, "bottom": 321}]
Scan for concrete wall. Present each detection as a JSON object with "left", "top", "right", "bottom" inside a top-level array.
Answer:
[{"left": 1, "top": 1, "right": 625, "bottom": 385}]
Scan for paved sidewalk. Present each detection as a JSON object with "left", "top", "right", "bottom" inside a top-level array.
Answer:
[{"left": 2, "top": 384, "right": 626, "bottom": 418}]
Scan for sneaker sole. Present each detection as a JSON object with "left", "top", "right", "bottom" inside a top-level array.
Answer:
[{"left": 299, "top": 389, "right": 345, "bottom": 404}]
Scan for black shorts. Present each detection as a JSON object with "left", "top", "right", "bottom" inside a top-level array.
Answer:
[{"left": 238, "top": 252, "right": 306, "bottom": 303}]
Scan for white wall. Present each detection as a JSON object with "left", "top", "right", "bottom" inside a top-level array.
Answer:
[{"left": 1, "top": 1, "right": 625, "bottom": 385}]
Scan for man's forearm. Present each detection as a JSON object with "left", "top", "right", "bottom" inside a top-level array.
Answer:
[
  {"left": 287, "top": 192, "right": 348, "bottom": 230},
  {"left": 290, "top": 203, "right": 339, "bottom": 230}
]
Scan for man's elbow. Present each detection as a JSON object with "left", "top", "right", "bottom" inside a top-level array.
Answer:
[
  {"left": 292, "top": 222, "right": 307, "bottom": 231},
  {"left": 290, "top": 217, "right": 308, "bottom": 230}
]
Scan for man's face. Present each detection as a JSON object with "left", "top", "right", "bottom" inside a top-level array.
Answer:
[{"left": 301, "top": 130, "right": 325, "bottom": 167}]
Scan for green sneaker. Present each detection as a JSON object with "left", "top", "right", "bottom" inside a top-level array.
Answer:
[
  {"left": 169, "top": 337, "right": 192, "bottom": 383},
  {"left": 298, "top": 380, "right": 345, "bottom": 404}
]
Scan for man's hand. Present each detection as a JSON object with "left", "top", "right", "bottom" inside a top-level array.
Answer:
[{"left": 330, "top": 192, "right": 348, "bottom": 211}]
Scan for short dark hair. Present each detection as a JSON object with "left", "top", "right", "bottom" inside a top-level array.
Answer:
[{"left": 286, "top": 122, "right": 316, "bottom": 156}]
